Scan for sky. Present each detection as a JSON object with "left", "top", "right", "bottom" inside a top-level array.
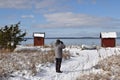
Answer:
[{"left": 0, "top": 0, "right": 120, "bottom": 38}]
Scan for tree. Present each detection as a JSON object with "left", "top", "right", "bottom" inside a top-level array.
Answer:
[{"left": 0, "top": 22, "right": 26, "bottom": 51}]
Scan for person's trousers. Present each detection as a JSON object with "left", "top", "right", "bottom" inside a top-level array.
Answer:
[{"left": 56, "top": 58, "right": 62, "bottom": 72}]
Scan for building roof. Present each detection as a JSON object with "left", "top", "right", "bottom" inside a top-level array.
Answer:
[
  {"left": 100, "top": 32, "right": 117, "bottom": 38},
  {"left": 33, "top": 33, "right": 45, "bottom": 37}
]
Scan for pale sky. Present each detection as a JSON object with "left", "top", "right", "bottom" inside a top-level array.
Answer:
[{"left": 0, "top": 0, "right": 120, "bottom": 37}]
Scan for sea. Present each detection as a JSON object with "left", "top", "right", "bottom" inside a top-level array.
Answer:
[{"left": 21, "top": 37, "right": 120, "bottom": 46}]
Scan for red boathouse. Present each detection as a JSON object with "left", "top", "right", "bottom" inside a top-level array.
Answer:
[
  {"left": 33, "top": 32, "right": 45, "bottom": 46},
  {"left": 100, "top": 32, "right": 117, "bottom": 47}
]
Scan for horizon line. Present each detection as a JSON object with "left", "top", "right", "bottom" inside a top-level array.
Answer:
[{"left": 24, "top": 36, "right": 120, "bottom": 39}]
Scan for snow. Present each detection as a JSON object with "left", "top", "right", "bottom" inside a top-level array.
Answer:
[
  {"left": 33, "top": 33, "right": 45, "bottom": 37},
  {"left": 2, "top": 45, "right": 120, "bottom": 80},
  {"left": 100, "top": 32, "right": 117, "bottom": 38}
]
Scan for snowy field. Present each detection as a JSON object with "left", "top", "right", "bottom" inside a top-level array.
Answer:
[{"left": 0, "top": 45, "right": 120, "bottom": 80}]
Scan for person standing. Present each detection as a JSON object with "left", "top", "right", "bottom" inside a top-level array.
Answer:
[{"left": 54, "top": 39, "right": 65, "bottom": 73}]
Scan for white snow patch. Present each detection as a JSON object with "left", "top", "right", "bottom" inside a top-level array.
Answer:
[{"left": 2, "top": 46, "right": 120, "bottom": 80}]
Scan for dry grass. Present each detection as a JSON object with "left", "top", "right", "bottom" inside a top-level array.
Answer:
[
  {"left": 76, "top": 72, "right": 111, "bottom": 80},
  {"left": 77, "top": 54, "right": 120, "bottom": 80},
  {"left": 94, "top": 55, "right": 120, "bottom": 71},
  {"left": 0, "top": 48, "right": 11, "bottom": 53},
  {"left": 0, "top": 46, "right": 71, "bottom": 78}
]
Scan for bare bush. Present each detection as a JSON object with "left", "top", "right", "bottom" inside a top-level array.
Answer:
[
  {"left": 0, "top": 46, "right": 71, "bottom": 78},
  {"left": 63, "top": 50, "right": 71, "bottom": 60},
  {"left": 95, "top": 55, "right": 120, "bottom": 73},
  {"left": 77, "top": 54, "right": 120, "bottom": 80},
  {"left": 77, "top": 72, "right": 111, "bottom": 80}
]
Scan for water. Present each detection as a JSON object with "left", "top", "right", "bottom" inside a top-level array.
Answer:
[
  {"left": 45, "top": 38, "right": 100, "bottom": 46},
  {"left": 21, "top": 38, "right": 120, "bottom": 46}
]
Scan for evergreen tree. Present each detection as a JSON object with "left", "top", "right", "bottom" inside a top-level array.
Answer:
[{"left": 0, "top": 22, "right": 26, "bottom": 51}]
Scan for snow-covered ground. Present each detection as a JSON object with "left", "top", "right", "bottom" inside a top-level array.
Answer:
[{"left": 1, "top": 45, "right": 120, "bottom": 80}]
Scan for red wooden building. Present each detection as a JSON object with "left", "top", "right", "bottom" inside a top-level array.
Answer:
[
  {"left": 33, "top": 32, "right": 45, "bottom": 46},
  {"left": 100, "top": 32, "right": 117, "bottom": 47}
]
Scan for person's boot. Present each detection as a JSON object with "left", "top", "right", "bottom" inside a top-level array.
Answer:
[
  {"left": 57, "top": 71, "right": 62, "bottom": 73},
  {"left": 57, "top": 62, "right": 62, "bottom": 73},
  {"left": 56, "top": 65, "right": 62, "bottom": 73},
  {"left": 56, "top": 63, "right": 59, "bottom": 72}
]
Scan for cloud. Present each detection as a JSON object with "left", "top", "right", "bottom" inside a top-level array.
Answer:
[
  {"left": 21, "top": 15, "right": 34, "bottom": 19},
  {"left": 92, "top": 0, "right": 97, "bottom": 4},
  {"left": 34, "top": 0, "right": 56, "bottom": 9},
  {"left": 34, "top": 0, "right": 73, "bottom": 13},
  {"left": 0, "top": 0, "right": 34, "bottom": 9},
  {"left": 36, "top": 12, "right": 120, "bottom": 28},
  {"left": 0, "top": 0, "right": 72, "bottom": 13},
  {"left": 0, "top": 0, "right": 98, "bottom": 13},
  {"left": 77, "top": 0, "right": 97, "bottom": 4}
]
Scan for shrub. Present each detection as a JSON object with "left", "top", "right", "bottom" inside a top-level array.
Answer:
[
  {"left": 0, "top": 22, "right": 26, "bottom": 51},
  {"left": 77, "top": 54, "right": 120, "bottom": 80},
  {"left": 0, "top": 46, "right": 71, "bottom": 78}
]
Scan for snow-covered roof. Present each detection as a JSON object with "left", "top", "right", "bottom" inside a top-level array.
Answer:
[
  {"left": 33, "top": 33, "right": 45, "bottom": 37},
  {"left": 100, "top": 32, "right": 117, "bottom": 38}
]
